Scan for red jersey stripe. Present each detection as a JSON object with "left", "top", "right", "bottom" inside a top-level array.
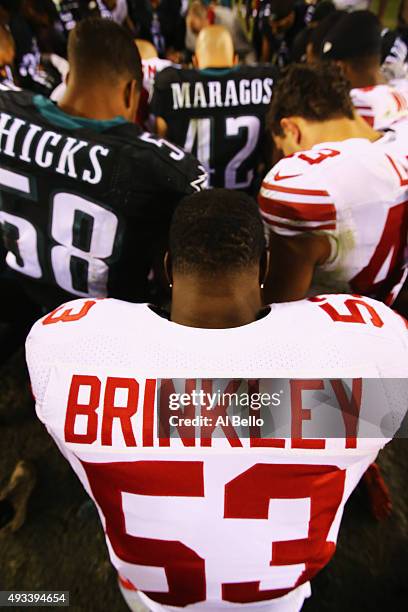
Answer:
[
  {"left": 264, "top": 217, "right": 337, "bottom": 232},
  {"left": 258, "top": 195, "right": 336, "bottom": 222},
  {"left": 359, "top": 114, "right": 375, "bottom": 127},
  {"left": 261, "top": 182, "right": 330, "bottom": 197}
]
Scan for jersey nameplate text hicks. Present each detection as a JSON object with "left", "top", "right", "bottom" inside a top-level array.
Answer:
[{"left": 0, "top": 112, "right": 110, "bottom": 185}]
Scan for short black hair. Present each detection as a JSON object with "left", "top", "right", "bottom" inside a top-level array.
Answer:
[
  {"left": 312, "top": 1, "right": 336, "bottom": 24},
  {"left": 309, "top": 10, "right": 344, "bottom": 60},
  {"left": 321, "top": 10, "right": 382, "bottom": 61},
  {"left": 68, "top": 18, "right": 142, "bottom": 88},
  {"left": 268, "top": 63, "right": 354, "bottom": 136},
  {"left": 169, "top": 189, "right": 266, "bottom": 276}
]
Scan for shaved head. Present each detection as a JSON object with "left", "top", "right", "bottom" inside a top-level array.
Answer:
[
  {"left": 195, "top": 25, "right": 235, "bottom": 69},
  {"left": 135, "top": 39, "right": 158, "bottom": 60}
]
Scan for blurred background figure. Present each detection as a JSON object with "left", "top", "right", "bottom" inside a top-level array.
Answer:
[
  {"left": 321, "top": 10, "right": 408, "bottom": 128},
  {"left": 0, "top": 24, "right": 15, "bottom": 84},
  {"left": 129, "top": 0, "right": 186, "bottom": 62},
  {"left": 135, "top": 37, "right": 172, "bottom": 128},
  {"left": 255, "top": 0, "right": 316, "bottom": 65},
  {"left": 0, "top": 0, "right": 64, "bottom": 94},
  {"left": 291, "top": 0, "right": 337, "bottom": 62},
  {"left": 186, "top": 0, "right": 256, "bottom": 63},
  {"left": 57, "top": 0, "right": 97, "bottom": 35}
]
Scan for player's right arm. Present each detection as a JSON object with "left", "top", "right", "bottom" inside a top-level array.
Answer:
[
  {"left": 130, "top": 131, "right": 207, "bottom": 297},
  {"left": 259, "top": 153, "right": 336, "bottom": 303}
]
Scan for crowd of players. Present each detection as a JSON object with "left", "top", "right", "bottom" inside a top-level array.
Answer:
[{"left": 2, "top": 1, "right": 408, "bottom": 611}]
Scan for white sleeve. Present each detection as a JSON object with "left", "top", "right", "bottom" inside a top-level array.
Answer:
[{"left": 259, "top": 158, "right": 337, "bottom": 238}]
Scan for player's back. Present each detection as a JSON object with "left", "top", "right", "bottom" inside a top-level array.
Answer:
[
  {"left": 351, "top": 83, "right": 408, "bottom": 129},
  {"left": 259, "top": 135, "right": 408, "bottom": 302},
  {"left": 0, "top": 89, "right": 206, "bottom": 308},
  {"left": 26, "top": 294, "right": 408, "bottom": 611},
  {"left": 151, "top": 64, "right": 277, "bottom": 192}
]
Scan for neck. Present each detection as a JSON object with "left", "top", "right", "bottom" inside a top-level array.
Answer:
[
  {"left": 170, "top": 275, "right": 263, "bottom": 329},
  {"left": 349, "top": 67, "right": 386, "bottom": 89},
  {"left": 58, "top": 84, "right": 125, "bottom": 121},
  {"left": 305, "top": 116, "right": 381, "bottom": 147},
  {"left": 198, "top": 61, "right": 233, "bottom": 69}
]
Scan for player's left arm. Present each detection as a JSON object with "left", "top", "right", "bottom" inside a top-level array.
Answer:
[
  {"left": 264, "top": 231, "right": 331, "bottom": 304},
  {"left": 133, "top": 134, "right": 207, "bottom": 298},
  {"left": 259, "top": 156, "right": 336, "bottom": 303}
]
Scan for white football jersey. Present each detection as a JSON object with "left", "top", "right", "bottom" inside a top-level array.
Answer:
[
  {"left": 142, "top": 58, "right": 173, "bottom": 103},
  {"left": 259, "top": 134, "right": 408, "bottom": 302},
  {"left": 351, "top": 84, "right": 408, "bottom": 130},
  {"left": 140, "top": 58, "right": 173, "bottom": 130},
  {"left": 26, "top": 296, "right": 408, "bottom": 611}
]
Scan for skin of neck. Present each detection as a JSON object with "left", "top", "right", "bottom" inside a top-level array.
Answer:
[
  {"left": 195, "top": 53, "right": 234, "bottom": 69},
  {"left": 337, "top": 57, "right": 386, "bottom": 90},
  {"left": 58, "top": 73, "right": 138, "bottom": 122},
  {"left": 300, "top": 115, "right": 381, "bottom": 148},
  {"left": 344, "top": 66, "right": 386, "bottom": 89},
  {"left": 277, "top": 114, "right": 382, "bottom": 156},
  {"left": 170, "top": 270, "right": 264, "bottom": 329}
]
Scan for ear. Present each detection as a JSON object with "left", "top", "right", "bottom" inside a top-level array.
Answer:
[
  {"left": 259, "top": 249, "right": 270, "bottom": 289},
  {"left": 124, "top": 79, "right": 137, "bottom": 109},
  {"left": 65, "top": 70, "right": 70, "bottom": 85},
  {"left": 192, "top": 54, "right": 199, "bottom": 69},
  {"left": 233, "top": 54, "right": 239, "bottom": 66},
  {"left": 280, "top": 118, "right": 301, "bottom": 145},
  {"left": 164, "top": 251, "right": 173, "bottom": 286}
]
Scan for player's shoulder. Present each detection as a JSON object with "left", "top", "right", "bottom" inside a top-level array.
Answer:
[
  {"left": 134, "top": 130, "right": 207, "bottom": 188},
  {"left": 351, "top": 84, "right": 390, "bottom": 100},
  {"left": 273, "top": 294, "right": 408, "bottom": 344},
  {"left": 26, "top": 298, "right": 149, "bottom": 346},
  {"left": 155, "top": 65, "right": 188, "bottom": 88},
  {"left": 259, "top": 149, "right": 340, "bottom": 233},
  {"left": 142, "top": 57, "right": 172, "bottom": 71},
  {"left": 110, "top": 126, "right": 206, "bottom": 185},
  {"left": 351, "top": 83, "right": 407, "bottom": 109},
  {"left": 261, "top": 138, "right": 389, "bottom": 198},
  {"left": 0, "top": 86, "right": 35, "bottom": 111},
  {"left": 262, "top": 144, "right": 350, "bottom": 186}
]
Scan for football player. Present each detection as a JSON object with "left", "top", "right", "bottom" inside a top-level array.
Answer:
[
  {"left": 320, "top": 11, "right": 408, "bottom": 130},
  {"left": 26, "top": 189, "right": 408, "bottom": 611},
  {"left": 259, "top": 63, "right": 408, "bottom": 307},
  {"left": 135, "top": 38, "right": 172, "bottom": 130},
  {"left": 0, "top": 18, "right": 207, "bottom": 313},
  {"left": 0, "top": 0, "right": 61, "bottom": 95},
  {"left": 255, "top": 0, "right": 315, "bottom": 66},
  {"left": 58, "top": 0, "right": 98, "bottom": 35},
  {"left": 152, "top": 25, "right": 277, "bottom": 193},
  {"left": 185, "top": 1, "right": 255, "bottom": 64}
]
